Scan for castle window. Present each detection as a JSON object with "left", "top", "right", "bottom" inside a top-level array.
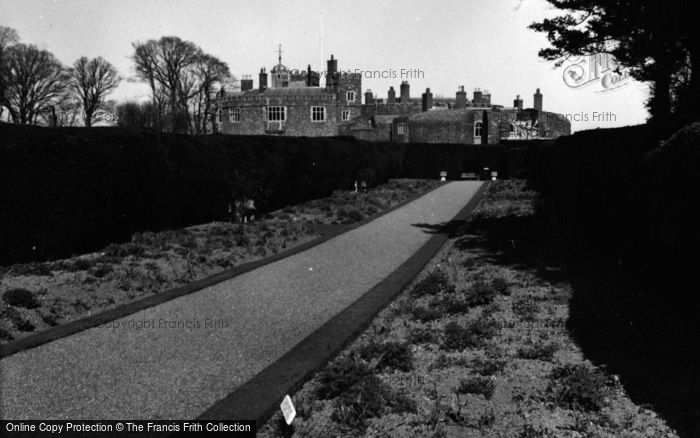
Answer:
[
  {"left": 341, "top": 110, "right": 351, "bottom": 121},
  {"left": 346, "top": 91, "right": 356, "bottom": 102},
  {"left": 229, "top": 108, "right": 241, "bottom": 123},
  {"left": 217, "top": 109, "right": 222, "bottom": 123},
  {"left": 474, "top": 121, "right": 483, "bottom": 138},
  {"left": 266, "top": 106, "right": 286, "bottom": 121},
  {"left": 397, "top": 122, "right": 407, "bottom": 135},
  {"left": 311, "top": 106, "right": 326, "bottom": 122}
]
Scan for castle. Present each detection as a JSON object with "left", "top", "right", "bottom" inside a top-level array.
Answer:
[{"left": 215, "top": 53, "right": 570, "bottom": 143}]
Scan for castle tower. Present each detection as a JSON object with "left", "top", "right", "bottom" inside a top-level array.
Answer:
[
  {"left": 513, "top": 94, "right": 523, "bottom": 110},
  {"left": 326, "top": 54, "right": 338, "bottom": 91},
  {"left": 400, "top": 81, "right": 410, "bottom": 105},
  {"left": 259, "top": 68, "right": 268, "bottom": 91},
  {"left": 365, "top": 89, "right": 374, "bottom": 104},
  {"left": 422, "top": 88, "right": 433, "bottom": 112},
  {"left": 455, "top": 86, "right": 467, "bottom": 109},
  {"left": 387, "top": 86, "right": 396, "bottom": 105},
  {"left": 534, "top": 88, "right": 543, "bottom": 113}
]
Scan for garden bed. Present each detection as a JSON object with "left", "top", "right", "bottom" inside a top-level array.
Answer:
[{"left": 0, "top": 179, "right": 439, "bottom": 345}]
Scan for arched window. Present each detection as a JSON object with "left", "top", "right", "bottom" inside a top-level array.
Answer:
[
  {"left": 474, "top": 121, "right": 483, "bottom": 138},
  {"left": 510, "top": 123, "right": 515, "bottom": 133}
]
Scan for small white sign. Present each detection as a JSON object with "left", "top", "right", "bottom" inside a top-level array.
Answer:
[{"left": 280, "top": 395, "right": 296, "bottom": 425}]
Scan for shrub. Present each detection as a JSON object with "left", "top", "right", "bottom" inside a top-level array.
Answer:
[
  {"left": 336, "top": 206, "right": 364, "bottom": 224},
  {"left": 90, "top": 264, "right": 113, "bottom": 278},
  {"left": 465, "top": 281, "right": 497, "bottom": 306},
  {"left": 512, "top": 295, "right": 540, "bottom": 321},
  {"left": 548, "top": 364, "right": 608, "bottom": 411},
  {"left": 411, "top": 305, "right": 442, "bottom": 322},
  {"left": 518, "top": 341, "right": 559, "bottom": 361},
  {"left": 408, "top": 326, "right": 437, "bottom": 345},
  {"left": 67, "top": 258, "right": 94, "bottom": 271},
  {"left": 2, "top": 288, "right": 41, "bottom": 309},
  {"left": 316, "top": 356, "right": 374, "bottom": 400},
  {"left": 410, "top": 270, "right": 454, "bottom": 298},
  {"left": 491, "top": 276, "right": 511, "bottom": 295},
  {"left": 456, "top": 376, "right": 496, "bottom": 399},
  {"left": 0, "top": 326, "right": 14, "bottom": 341},
  {"left": 471, "top": 356, "right": 507, "bottom": 376},
  {"left": 442, "top": 317, "right": 499, "bottom": 351},
  {"left": 356, "top": 341, "right": 414, "bottom": 372},
  {"left": 5, "top": 307, "right": 35, "bottom": 332},
  {"left": 430, "top": 295, "right": 472, "bottom": 315}
]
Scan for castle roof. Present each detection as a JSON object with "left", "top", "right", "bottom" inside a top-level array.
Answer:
[{"left": 409, "top": 108, "right": 475, "bottom": 122}]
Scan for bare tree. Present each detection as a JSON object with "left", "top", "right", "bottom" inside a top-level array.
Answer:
[
  {"left": 68, "top": 56, "right": 121, "bottom": 127},
  {"left": 1, "top": 43, "right": 67, "bottom": 124},
  {"left": 184, "top": 53, "right": 231, "bottom": 134},
  {"left": 131, "top": 37, "right": 201, "bottom": 132},
  {"left": 0, "top": 26, "right": 20, "bottom": 119}
]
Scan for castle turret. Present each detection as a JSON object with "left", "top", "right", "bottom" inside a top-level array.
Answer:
[
  {"left": 365, "top": 89, "right": 374, "bottom": 104},
  {"left": 326, "top": 54, "right": 338, "bottom": 91},
  {"left": 455, "top": 86, "right": 467, "bottom": 109},
  {"left": 387, "top": 86, "right": 396, "bottom": 105},
  {"left": 513, "top": 94, "right": 523, "bottom": 110},
  {"left": 534, "top": 88, "right": 543, "bottom": 113},
  {"left": 400, "top": 81, "right": 410, "bottom": 105},
  {"left": 422, "top": 87, "right": 433, "bottom": 112},
  {"left": 241, "top": 74, "right": 253, "bottom": 92},
  {"left": 258, "top": 68, "right": 268, "bottom": 91}
]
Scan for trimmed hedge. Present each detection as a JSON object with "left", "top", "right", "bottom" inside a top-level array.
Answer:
[
  {"left": 0, "top": 124, "right": 506, "bottom": 265},
  {"left": 532, "top": 122, "right": 700, "bottom": 277}
]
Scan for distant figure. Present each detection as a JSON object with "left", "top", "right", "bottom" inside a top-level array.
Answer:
[
  {"left": 361, "top": 180, "right": 367, "bottom": 193},
  {"left": 234, "top": 198, "right": 256, "bottom": 223},
  {"left": 354, "top": 180, "right": 358, "bottom": 193}
]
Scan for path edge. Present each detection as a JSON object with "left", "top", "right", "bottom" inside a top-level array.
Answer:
[
  {"left": 0, "top": 181, "right": 449, "bottom": 359},
  {"left": 195, "top": 181, "right": 490, "bottom": 427}
]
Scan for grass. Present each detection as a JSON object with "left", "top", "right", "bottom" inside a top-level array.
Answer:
[{"left": 548, "top": 363, "right": 610, "bottom": 412}]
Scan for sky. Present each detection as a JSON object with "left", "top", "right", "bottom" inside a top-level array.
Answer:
[{"left": 0, "top": 0, "right": 650, "bottom": 131}]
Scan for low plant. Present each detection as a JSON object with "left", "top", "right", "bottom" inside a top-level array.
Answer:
[
  {"left": 356, "top": 341, "right": 414, "bottom": 372},
  {"left": 2, "top": 288, "right": 41, "bottom": 309},
  {"left": 408, "top": 326, "right": 437, "bottom": 345},
  {"left": 410, "top": 270, "right": 455, "bottom": 298},
  {"left": 491, "top": 276, "right": 511, "bottom": 295},
  {"left": 471, "top": 356, "right": 507, "bottom": 376},
  {"left": 548, "top": 364, "right": 608, "bottom": 412},
  {"left": 518, "top": 341, "right": 559, "bottom": 361},
  {"left": 465, "top": 281, "right": 497, "bottom": 306},
  {"left": 442, "top": 317, "right": 498, "bottom": 351},
  {"left": 411, "top": 305, "right": 442, "bottom": 322},
  {"left": 512, "top": 295, "right": 540, "bottom": 321},
  {"left": 456, "top": 375, "right": 496, "bottom": 399},
  {"left": 316, "top": 356, "right": 374, "bottom": 400}
]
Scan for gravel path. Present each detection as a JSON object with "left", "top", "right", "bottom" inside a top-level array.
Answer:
[{"left": 0, "top": 181, "right": 482, "bottom": 420}]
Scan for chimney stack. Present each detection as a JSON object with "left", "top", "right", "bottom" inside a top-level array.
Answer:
[
  {"left": 365, "top": 89, "right": 374, "bottom": 104},
  {"left": 534, "top": 88, "right": 543, "bottom": 113},
  {"left": 421, "top": 88, "right": 433, "bottom": 112},
  {"left": 513, "top": 94, "right": 523, "bottom": 110},
  {"left": 258, "top": 68, "right": 268, "bottom": 91},
  {"left": 387, "top": 86, "right": 396, "bottom": 105},
  {"left": 241, "top": 74, "right": 253, "bottom": 92},
  {"left": 326, "top": 54, "right": 338, "bottom": 91},
  {"left": 400, "top": 81, "right": 410, "bottom": 105},
  {"left": 455, "top": 86, "right": 467, "bottom": 109}
]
